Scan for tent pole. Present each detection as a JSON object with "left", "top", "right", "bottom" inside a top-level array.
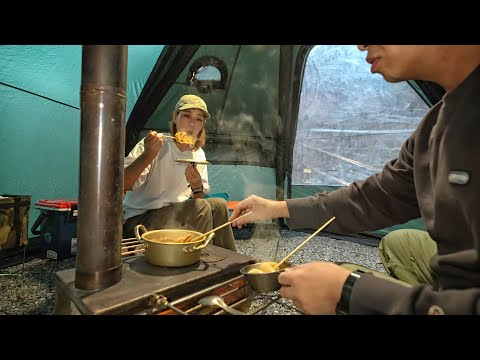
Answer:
[{"left": 276, "top": 45, "right": 293, "bottom": 206}]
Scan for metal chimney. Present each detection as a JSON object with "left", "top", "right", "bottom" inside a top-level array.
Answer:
[{"left": 75, "top": 45, "right": 128, "bottom": 290}]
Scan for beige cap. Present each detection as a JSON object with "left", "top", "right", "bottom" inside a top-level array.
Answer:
[{"left": 174, "top": 94, "right": 210, "bottom": 119}]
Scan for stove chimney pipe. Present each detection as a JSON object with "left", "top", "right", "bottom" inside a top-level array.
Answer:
[{"left": 75, "top": 45, "right": 127, "bottom": 291}]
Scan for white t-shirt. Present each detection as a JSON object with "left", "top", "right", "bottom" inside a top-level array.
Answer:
[{"left": 123, "top": 136, "right": 210, "bottom": 221}]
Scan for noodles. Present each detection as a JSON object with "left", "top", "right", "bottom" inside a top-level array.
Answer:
[
  {"left": 175, "top": 235, "right": 194, "bottom": 243},
  {"left": 174, "top": 132, "right": 196, "bottom": 146},
  {"left": 149, "top": 234, "right": 195, "bottom": 244}
]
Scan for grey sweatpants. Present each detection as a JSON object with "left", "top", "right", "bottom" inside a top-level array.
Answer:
[{"left": 123, "top": 197, "right": 237, "bottom": 252}]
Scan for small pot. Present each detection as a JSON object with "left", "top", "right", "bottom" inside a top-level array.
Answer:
[
  {"left": 240, "top": 261, "right": 291, "bottom": 293},
  {"left": 134, "top": 225, "right": 215, "bottom": 267}
]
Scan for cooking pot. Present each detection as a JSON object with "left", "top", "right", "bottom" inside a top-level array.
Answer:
[
  {"left": 240, "top": 261, "right": 291, "bottom": 293},
  {"left": 134, "top": 225, "right": 215, "bottom": 267}
]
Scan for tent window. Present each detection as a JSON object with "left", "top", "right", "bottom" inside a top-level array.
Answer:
[
  {"left": 292, "top": 45, "right": 430, "bottom": 187},
  {"left": 187, "top": 56, "right": 227, "bottom": 93}
]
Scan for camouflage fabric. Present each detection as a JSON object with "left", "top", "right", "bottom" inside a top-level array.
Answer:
[{"left": 0, "top": 195, "right": 31, "bottom": 251}]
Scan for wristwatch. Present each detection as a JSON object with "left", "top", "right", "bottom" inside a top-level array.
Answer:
[
  {"left": 192, "top": 186, "right": 204, "bottom": 194},
  {"left": 335, "top": 269, "right": 364, "bottom": 315}
]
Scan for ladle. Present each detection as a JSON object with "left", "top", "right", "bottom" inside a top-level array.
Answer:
[
  {"left": 273, "top": 216, "right": 336, "bottom": 270},
  {"left": 198, "top": 295, "right": 246, "bottom": 315}
]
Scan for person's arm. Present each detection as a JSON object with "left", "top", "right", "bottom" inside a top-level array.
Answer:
[
  {"left": 230, "top": 196, "right": 290, "bottom": 227},
  {"left": 191, "top": 186, "right": 206, "bottom": 199},
  {"left": 186, "top": 161, "right": 209, "bottom": 199},
  {"left": 124, "top": 153, "right": 154, "bottom": 192},
  {"left": 278, "top": 254, "right": 480, "bottom": 315},
  {"left": 124, "top": 131, "right": 164, "bottom": 192},
  {"left": 349, "top": 252, "right": 480, "bottom": 314},
  {"left": 286, "top": 130, "right": 420, "bottom": 235}
]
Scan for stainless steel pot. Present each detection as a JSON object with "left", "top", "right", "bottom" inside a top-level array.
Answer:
[
  {"left": 134, "top": 225, "right": 215, "bottom": 267},
  {"left": 240, "top": 261, "right": 290, "bottom": 293}
]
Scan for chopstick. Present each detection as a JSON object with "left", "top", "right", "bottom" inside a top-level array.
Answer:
[
  {"left": 188, "top": 211, "right": 253, "bottom": 243},
  {"left": 274, "top": 216, "right": 336, "bottom": 270}
]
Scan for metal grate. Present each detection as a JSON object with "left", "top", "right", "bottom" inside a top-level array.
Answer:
[{"left": 121, "top": 237, "right": 144, "bottom": 256}]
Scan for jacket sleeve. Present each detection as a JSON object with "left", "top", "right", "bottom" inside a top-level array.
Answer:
[
  {"left": 285, "top": 130, "right": 421, "bottom": 235},
  {"left": 350, "top": 264, "right": 480, "bottom": 315}
]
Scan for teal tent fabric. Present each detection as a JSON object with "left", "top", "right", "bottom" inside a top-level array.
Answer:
[{"left": 0, "top": 45, "right": 164, "bottom": 236}]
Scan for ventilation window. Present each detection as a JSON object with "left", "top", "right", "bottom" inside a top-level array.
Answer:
[{"left": 187, "top": 56, "right": 227, "bottom": 93}]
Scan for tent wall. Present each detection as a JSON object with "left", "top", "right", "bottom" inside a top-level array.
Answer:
[
  {"left": 208, "top": 165, "right": 277, "bottom": 200},
  {"left": 131, "top": 45, "right": 280, "bottom": 168},
  {"left": 0, "top": 45, "right": 163, "bottom": 237}
]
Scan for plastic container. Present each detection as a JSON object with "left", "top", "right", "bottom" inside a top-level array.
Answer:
[{"left": 31, "top": 199, "right": 78, "bottom": 260}]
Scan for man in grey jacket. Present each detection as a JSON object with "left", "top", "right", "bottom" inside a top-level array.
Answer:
[{"left": 230, "top": 45, "right": 480, "bottom": 315}]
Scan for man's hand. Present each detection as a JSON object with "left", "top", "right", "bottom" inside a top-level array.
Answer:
[
  {"left": 278, "top": 262, "right": 351, "bottom": 315},
  {"left": 228, "top": 195, "right": 290, "bottom": 229}
]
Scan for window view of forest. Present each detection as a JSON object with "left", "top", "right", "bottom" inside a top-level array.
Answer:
[{"left": 293, "top": 45, "right": 430, "bottom": 186}]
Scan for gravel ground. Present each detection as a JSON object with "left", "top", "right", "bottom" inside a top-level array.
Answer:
[
  {"left": 0, "top": 226, "right": 383, "bottom": 315},
  {"left": 237, "top": 228, "right": 385, "bottom": 315}
]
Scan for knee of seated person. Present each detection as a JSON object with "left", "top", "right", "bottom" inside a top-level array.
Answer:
[
  {"left": 380, "top": 229, "right": 406, "bottom": 249},
  {"left": 193, "top": 198, "right": 211, "bottom": 210},
  {"left": 380, "top": 229, "right": 422, "bottom": 252},
  {"left": 205, "top": 197, "right": 228, "bottom": 209}
]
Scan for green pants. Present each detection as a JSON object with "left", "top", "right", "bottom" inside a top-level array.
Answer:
[
  {"left": 123, "top": 197, "right": 237, "bottom": 252},
  {"left": 340, "top": 229, "right": 438, "bottom": 288},
  {"left": 379, "top": 229, "right": 438, "bottom": 287}
]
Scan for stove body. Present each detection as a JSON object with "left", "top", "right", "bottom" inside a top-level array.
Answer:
[{"left": 55, "top": 244, "right": 256, "bottom": 315}]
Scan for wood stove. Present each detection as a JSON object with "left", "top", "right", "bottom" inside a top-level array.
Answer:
[{"left": 54, "top": 244, "right": 256, "bottom": 315}]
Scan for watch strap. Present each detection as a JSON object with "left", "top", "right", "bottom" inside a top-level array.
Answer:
[{"left": 336, "top": 269, "right": 364, "bottom": 315}]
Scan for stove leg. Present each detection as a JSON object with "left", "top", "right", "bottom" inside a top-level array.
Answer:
[
  {"left": 54, "top": 279, "right": 81, "bottom": 315},
  {"left": 54, "top": 281, "right": 72, "bottom": 315}
]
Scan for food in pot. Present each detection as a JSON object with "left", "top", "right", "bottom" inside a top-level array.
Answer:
[
  {"left": 246, "top": 261, "right": 278, "bottom": 274},
  {"left": 240, "top": 261, "right": 289, "bottom": 293},
  {"left": 149, "top": 234, "right": 195, "bottom": 244},
  {"left": 175, "top": 235, "right": 194, "bottom": 243},
  {"left": 246, "top": 269, "right": 264, "bottom": 274}
]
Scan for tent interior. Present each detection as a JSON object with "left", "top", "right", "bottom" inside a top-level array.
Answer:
[{"left": 0, "top": 45, "right": 446, "bottom": 245}]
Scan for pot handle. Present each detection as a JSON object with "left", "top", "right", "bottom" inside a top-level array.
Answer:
[
  {"left": 183, "top": 233, "right": 215, "bottom": 253},
  {"left": 134, "top": 224, "right": 149, "bottom": 248}
]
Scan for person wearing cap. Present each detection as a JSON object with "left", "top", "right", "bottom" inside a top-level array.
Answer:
[
  {"left": 229, "top": 45, "right": 480, "bottom": 314},
  {"left": 122, "top": 94, "right": 237, "bottom": 252}
]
